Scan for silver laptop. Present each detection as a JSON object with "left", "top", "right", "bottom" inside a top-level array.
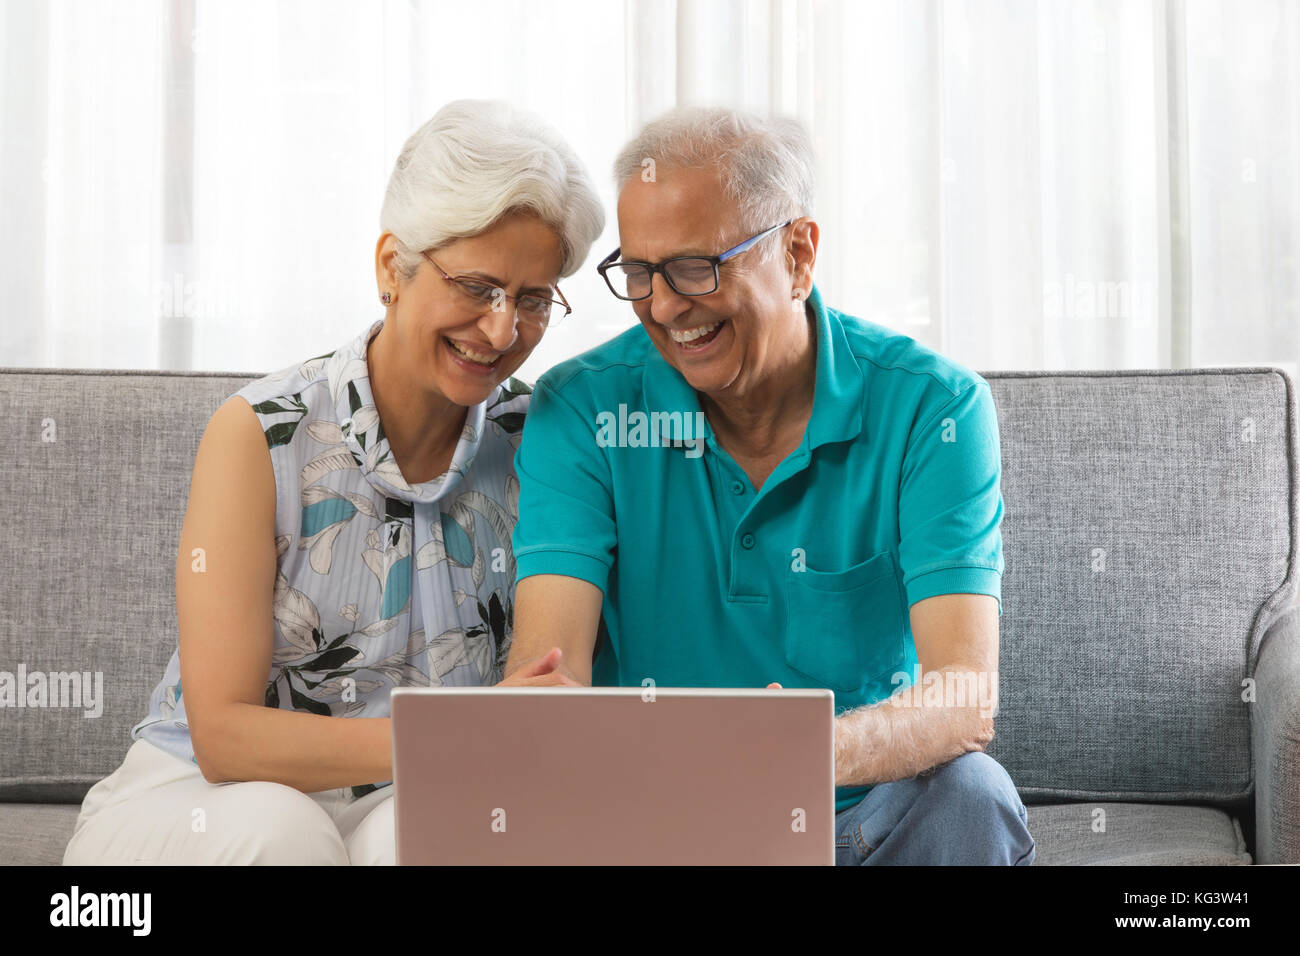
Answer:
[{"left": 391, "top": 686, "right": 834, "bottom": 865}]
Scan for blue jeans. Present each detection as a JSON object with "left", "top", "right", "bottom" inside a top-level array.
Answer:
[{"left": 834, "top": 751, "right": 1035, "bottom": 865}]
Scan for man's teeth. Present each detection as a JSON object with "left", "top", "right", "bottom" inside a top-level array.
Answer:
[
  {"left": 448, "top": 339, "right": 498, "bottom": 364},
  {"left": 669, "top": 322, "right": 722, "bottom": 344}
]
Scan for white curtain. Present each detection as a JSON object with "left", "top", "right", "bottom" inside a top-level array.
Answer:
[{"left": 1, "top": 0, "right": 1297, "bottom": 381}]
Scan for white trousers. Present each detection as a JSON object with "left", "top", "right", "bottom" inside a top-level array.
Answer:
[{"left": 62, "top": 739, "right": 395, "bottom": 865}]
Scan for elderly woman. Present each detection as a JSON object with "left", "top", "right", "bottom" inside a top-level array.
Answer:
[
  {"left": 505, "top": 106, "right": 1035, "bottom": 865},
  {"left": 62, "top": 100, "right": 603, "bottom": 865}
]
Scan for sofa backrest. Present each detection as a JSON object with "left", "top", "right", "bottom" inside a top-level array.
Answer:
[
  {"left": 983, "top": 368, "right": 1297, "bottom": 806},
  {"left": 1, "top": 369, "right": 256, "bottom": 801},
  {"left": 1, "top": 365, "right": 1295, "bottom": 805}
]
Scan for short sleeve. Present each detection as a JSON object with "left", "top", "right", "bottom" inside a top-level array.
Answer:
[
  {"left": 512, "top": 377, "right": 617, "bottom": 592},
  {"left": 897, "top": 381, "right": 1005, "bottom": 615}
]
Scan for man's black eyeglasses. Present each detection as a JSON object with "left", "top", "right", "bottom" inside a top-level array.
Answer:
[{"left": 596, "top": 219, "right": 793, "bottom": 301}]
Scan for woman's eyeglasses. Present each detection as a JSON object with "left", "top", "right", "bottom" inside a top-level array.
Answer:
[{"left": 422, "top": 251, "right": 571, "bottom": 329}]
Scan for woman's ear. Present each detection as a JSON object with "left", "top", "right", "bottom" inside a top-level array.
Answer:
[{"left": 374, "top": 232, "right": 403, "bottom": 296}]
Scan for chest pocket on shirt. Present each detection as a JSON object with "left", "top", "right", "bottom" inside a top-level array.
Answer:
[{"left": 783, "top": 549, "right": 907, "bottom": 693}]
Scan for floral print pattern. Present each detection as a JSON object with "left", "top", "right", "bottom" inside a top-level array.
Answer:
[{"left": 132, "top": 318, "right": 530, "bottom": 793}]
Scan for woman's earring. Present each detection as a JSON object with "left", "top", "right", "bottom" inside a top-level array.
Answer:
[{"left": 380, "top": 292, "right": 392, "bottom": 305}]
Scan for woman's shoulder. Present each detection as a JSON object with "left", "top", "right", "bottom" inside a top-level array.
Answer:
[
  {"left": 224, "top": 331, "right": 363, "bottom": 454},
  {"left": 233, "top": 349, "right": 333, "bottom": 416}
]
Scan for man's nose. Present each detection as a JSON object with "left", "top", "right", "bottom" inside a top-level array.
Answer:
[{"left": 648, "top": 272, "right": 689, "bottom": 325}]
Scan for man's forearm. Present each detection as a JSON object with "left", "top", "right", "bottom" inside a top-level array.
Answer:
[
  {"left": 834, "top": 667, "right": 997, "bottom": 786},
  {"left": 502, "top": 575, "right": 603, "bottom": 685}
]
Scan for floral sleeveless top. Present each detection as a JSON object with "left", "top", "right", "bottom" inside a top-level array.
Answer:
[{"left": 131, "top": 318, "right": 530, "bottom": 796}]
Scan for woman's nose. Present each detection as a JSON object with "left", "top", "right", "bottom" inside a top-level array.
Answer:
[{"left": 477, "top": 301, "right": 520, "bottom": 351}]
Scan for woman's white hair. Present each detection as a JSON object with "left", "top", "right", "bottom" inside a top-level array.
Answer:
[
  {"left": 612, "top": 106, "right": 815, "bottom": 261},
  {"left": 381, "top": 99, "right": 605, "bottom": 281}
]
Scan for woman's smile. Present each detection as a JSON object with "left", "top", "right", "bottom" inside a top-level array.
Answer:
[{"left": 443, "top": 335, "right": 504, "bottom": 375}]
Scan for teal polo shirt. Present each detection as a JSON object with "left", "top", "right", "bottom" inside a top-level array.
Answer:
[{"left": 513, "top": 284, "right": 1004, "bottom": 813}]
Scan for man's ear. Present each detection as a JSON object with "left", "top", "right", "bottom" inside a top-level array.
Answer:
[{"left": 788, "top": 217, "right": 819, "bottom": 296}]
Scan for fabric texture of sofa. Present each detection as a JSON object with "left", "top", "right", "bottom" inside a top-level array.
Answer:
[{"left": 2, "top": 364, "right": 1297, "bottom": 866}]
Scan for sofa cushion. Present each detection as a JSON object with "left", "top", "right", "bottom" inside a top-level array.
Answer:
[
  {"left": 1026, "top": 802, "right": 1251, "bottom": 865},
  {"left": 984, "top": 369, "right": 1296, "bottom": 805},
  {"left": 0, "top": 799, "right": 1249, "bottom": 866},
  {"left": 0, "top": 803, "right": 82, "bottom": 866}
]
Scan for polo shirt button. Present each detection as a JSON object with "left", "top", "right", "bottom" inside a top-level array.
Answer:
[
  {"left": 730, "top": 480, "right": 745, "bottom": 495},
  {"left": 741, "top": 532, "right": 755, "bottom": 549}
]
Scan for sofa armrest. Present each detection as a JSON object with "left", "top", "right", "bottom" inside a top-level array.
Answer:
[{"left": 1252, "top": 606, "right": 1300, "bottom": 864}]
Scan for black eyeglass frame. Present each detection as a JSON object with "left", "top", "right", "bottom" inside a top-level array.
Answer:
[{"left": 596, "top": 219, "right": 795, "bottom": 301}]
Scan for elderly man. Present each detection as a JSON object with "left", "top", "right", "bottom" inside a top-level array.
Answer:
[{"left": 502, "top": 106, "right": 1035, "bottom": 866}]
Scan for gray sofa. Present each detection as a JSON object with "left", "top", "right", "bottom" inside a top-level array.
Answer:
[{"left": 2, "top": 365, "right": 1298, "bottom": 865}]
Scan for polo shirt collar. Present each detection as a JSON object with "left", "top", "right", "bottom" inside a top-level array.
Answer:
[
  {"left": 640, "top": 282, "right": 866, "bottom": 454},
  {"left": 804, "top": 283, "right": 866, "bottom": 450}
]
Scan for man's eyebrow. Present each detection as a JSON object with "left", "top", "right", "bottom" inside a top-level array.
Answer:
[{"left": 622, "top": 248, "right": 714, "bottom": 262}]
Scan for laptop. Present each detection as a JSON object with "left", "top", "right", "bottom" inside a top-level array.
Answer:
[{"left": 391, "top": 686, "right": 834, "bottom": 865}]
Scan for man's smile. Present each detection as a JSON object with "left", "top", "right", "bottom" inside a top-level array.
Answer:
[{"left": 666, "top": 319, "right": 727, "bottom": 353}]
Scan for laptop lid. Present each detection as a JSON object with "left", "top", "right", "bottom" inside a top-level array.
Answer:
[{"left": 391, "top": 686, "right": 834, "bottom": 865}]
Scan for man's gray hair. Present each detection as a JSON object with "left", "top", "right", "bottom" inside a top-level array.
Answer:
[
  {"left": 613, "top": 106, "right": 815, "bottom": 260},
  {"left": 381, "top": 99, "right": 605, "bottom": 281}
]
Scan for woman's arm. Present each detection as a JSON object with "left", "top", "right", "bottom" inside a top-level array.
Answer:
[{"left": 177, "top": 396, "right": 391, "bottom": 791}]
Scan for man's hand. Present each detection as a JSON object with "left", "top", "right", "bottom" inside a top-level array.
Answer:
[{"left": 496, "top": 647, "right": 585, "bottom": 687}]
